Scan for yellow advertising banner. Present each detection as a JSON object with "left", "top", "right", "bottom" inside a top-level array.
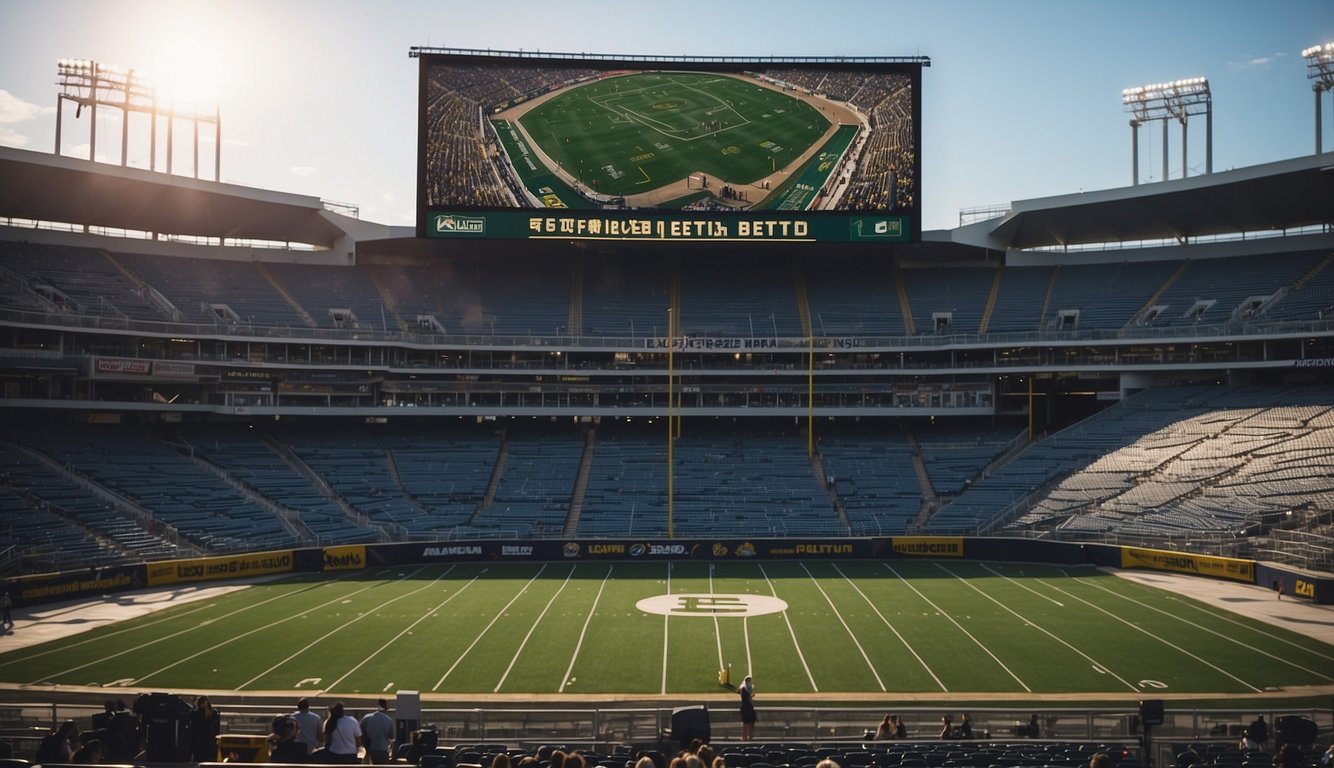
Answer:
[
  {"left": 1119, "top": 546, "right": 1254, "bottom": 583},
  {"left": 323, "top": 545, "right": 367, "bottom": 572},
  {"left": 890, "top": 536, "right": 964, "bottom": 557},
  {"left": 146, "top": 550, "right": 295, "bottom": 586}
]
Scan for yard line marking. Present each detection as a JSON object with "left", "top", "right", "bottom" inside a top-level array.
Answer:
[
  {"left": 433, "top": 564, "right": 549, "bottom": 691},
  {"left": 1087, "top": 576, "right": 1334, "bottom": 669},
  {"left": 832, "top": 564, "right": 947, "bottom": 692},
  {"left": 800, "top": 563, "right": 885, "bottom": 691},
  {"left": 559, "top": 564, "right": 613, "bottom": 693},
  {"left": 322, "top": 566, "right": 483, "bottom": 692},
  {"left": 32, "top": 567, "right": 427, "bottom": 685},
  {"left": 237, "top": 567, "right": 460, "bottom": 689},
  {"left": 758, "top": 563, "right": 816, "bottom": 691},
  {"left": 977, "top": 564, "right": 1064, "bottom": 606},
  {"left": 494, "top": 564, "right": 578, "bottom": 692},
  {"left": 1037, "top": 577, "right": 1294, "bottom": 690},
  {"left": 932, "top": 563, "right": 1133, "bottom": 693},
  {"left": 662, "top": 561, "right": 672, "bottom": 695},
  {"left": 710, "top": 564, "right": 724, "bottom": 674},
  {"left": 0, "top": 577, "right": 336, "bottom": 669}
]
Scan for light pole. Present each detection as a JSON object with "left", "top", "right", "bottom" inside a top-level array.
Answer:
[
  {"left": 1303, "top": 42, "right": 1334, "bottom": 154},
  {"left": 1122, "top": 77, "right": 1211, "bottom": 184}
]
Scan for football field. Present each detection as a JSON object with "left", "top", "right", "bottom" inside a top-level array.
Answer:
[
  {"left": 1, "top": 560, "right": 1330, "bottom": 699},
  {"left": 500, "top": 72, "right": 840, "bottom": 203}
]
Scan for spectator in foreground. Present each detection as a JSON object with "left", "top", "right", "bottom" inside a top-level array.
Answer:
[
  {"left": 360, "top": 699, "right": 394, "bottom": 764},
  {"left": 189, "top": 695, "right": 221, "bottom": 763},
  {"left": 320, "top": 702, "right": 362, "bottom": 764},
  {"left": 291, "top": 698, "right": 323, "bottom": 755},
  {"left": 1090, "top": 754, "right": 1112, "bottom": 768},
  {"left": 268, "top": 716, "right": 308, "bottom": 763}
]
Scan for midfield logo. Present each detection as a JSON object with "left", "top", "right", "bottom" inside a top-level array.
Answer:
[{"left": 434, "top": 214, "right": 486, "bottom": 234}]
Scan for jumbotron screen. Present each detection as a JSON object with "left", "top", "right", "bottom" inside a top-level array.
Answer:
[{"left": 414, "top": 48, "right": 925, "bottom": 244}]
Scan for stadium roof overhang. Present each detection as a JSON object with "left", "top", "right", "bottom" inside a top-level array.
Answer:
[
  {"left": 0, "top": 146, "right": 350, "bottom": 249},
  {"left": 984, "top": 153, "right": 1334, "bottom": 250}
]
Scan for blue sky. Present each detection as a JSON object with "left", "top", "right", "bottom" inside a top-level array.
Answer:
[{"left": 1, "top": 0, "right": 1330, "bottom": 231}]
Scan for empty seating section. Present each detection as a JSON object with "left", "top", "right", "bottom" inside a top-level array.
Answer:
[
  {"left": 476, "top": 258, "right": 571, "bottom": 336},
  {"left": 1043, "top": 261, "right": 1178, "bottom": 331},
  {"left": 1013, "top": 388, "right": 1334, "bottom": 536},
  {"left": 264, "top": 261, "right": 392, "bottom": 330},
  {"left": 579, "top": 255, "right": 671, "bottom": 339},
  {"left": 929, "top": 387, "right": 1225, "bottom": 532},
  {"left": 0, "top": 242, "right": 165, "bottom": 321},
  {"left": 1146, "top": 252, "right": 1324, "bottom": 327},
  {"left": 819, "top": 434, "right": 919, "bottom": 535},
  {"left": 484, "top": 435, "right": 583, "bottom": 536},
  {"left": 381, "top": 432, "right": 498, "bottom": 535},
  {"left": 676, "top": 259, "right": 803, "bottom": 337},
  {"left": 984, "top": 265, "right": 1052, "bottom": 333},
  {"left": 804, "top": 260, "right": 904, "bottom": 336},
  {"left": 1263, "top": 253, "right": 1334, "bottom": 321},
  {"left": 369, "top": 258, "right": 570, "bottom": 336},
  {"left": 667, "top": 435, "right": 838, "bottom": 536},
  {"left": 16, "top": 426, "right": 299, "bottom": 551},
  {"left": 183, "top": 427, "right": 351, "bottom": 543},
  {"left": 900, "top": 266, "right": 994, "bottom": 335},
  {"left": 578, "top": 435, "right": 669, "bottom": 537},
  {"left": 281, "top": 433, "right": 411, "bottom": 543},
  {"left": 915, "top": 428, "right": 1018, "bottom": 495},
  {"left": 113, "top": 252, "right": 308, "bottom": 326}
]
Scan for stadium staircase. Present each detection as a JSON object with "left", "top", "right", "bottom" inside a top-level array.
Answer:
[
  {"left": 976, "top": 265, "right": 1003, "bottom": 333},
  {"left": 1039, "top": 265, "right": 1060, "bottom": 329},
  {"left": 1130, "top": 259, "right": 1191, "bottom": 326},
  {"left": 366, "top": 267, "right": 411, "bottom": 332},
  {"left": 253, "top": 261, "right": 317, "bottom": 328},
  {"left": 807, "top": 445, "right": 852, "bottom": 533},
  {"left": 101, "top": 251, "right": 184, "bottom": 322},
  {"left": 563, "top": 429, "right": 597, "bottom": 536},
  {"left": 261, "top": 434, "right": 386, "bottom": 541},
  {"left": 905, "top": 430, "right": 939, "bottom": 527},
  {"left": 793, "top": 261, "right": 813, "bottom": 336},
  {"left": 470, "top": 434, "right": 510, "bottom": 526},
  {"left": 175, "top": 438, "right": 318, "bottom": 546},
  {"left": 8, "top": 440, "right": 200, "bottom": 559},
  {"left": 893, "top": 262, "right": 915, "bottom": 335}
]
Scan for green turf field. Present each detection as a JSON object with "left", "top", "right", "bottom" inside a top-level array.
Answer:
[
  {"left": 505, "top": 72, "right": 836, "bottom": 200},
  {"left": 2, "top": 560, "right": 1330, "bottom": 698}
]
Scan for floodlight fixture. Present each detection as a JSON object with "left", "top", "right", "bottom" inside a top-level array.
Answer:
[
  {"left": 1303, "top": 42, "right": 1334, "bottom": 153},
  {"left": 1122, "top": 76, "right": 1212, "bottom": 185},
  {"left": 54, "top": 57, "right": 221, "bottom": 181}
]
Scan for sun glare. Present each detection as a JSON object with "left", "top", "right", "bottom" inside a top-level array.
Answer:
[{"left": 142, "top": 15, "right": 229, "bottom": 111}]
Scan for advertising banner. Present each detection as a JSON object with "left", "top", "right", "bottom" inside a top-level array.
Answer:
[
  {"left": 1119, "top": 546, "right": 1254, "bottom": 583},
  {"left": 146, "top": 550, "right": 295, "bottom": 586},
  {"left": 888, "top": 536, "right": 965, "bottom": 557}
]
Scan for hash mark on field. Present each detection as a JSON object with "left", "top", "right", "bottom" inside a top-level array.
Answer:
[
  {"left": 495, "top": 564, "right": 578, "bottom": 692},
  {"left": 759, "top": 563, "right": 814, "bottom": 691},
  {"left": 933, "top": 563, "right": 1138, "bottom": 692},
  {"left": 833, "top": 564, "right": 946, "bottom": 691},
  {"left": 800, "top": 563, "right": 884, "bottom": 691},
  {"left": 241, "top": 567, "right": 459, "bottom": 690},
  {"left": 559, "top": 564, "right": 613, "bottom": 693},
  {"left": 433, "top": 564, "right": 549, "bottom": 691},
  {"left": 979, "top": 563, "right": 1064, "bottom": 606},
  {"left": 636, "top": 166, "right": 651, "bottom": 185},
  {"left": 323, "top": 566, "right": 480, "bottom": 692}
]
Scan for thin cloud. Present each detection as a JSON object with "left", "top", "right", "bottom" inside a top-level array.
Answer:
[
  {"left": 1230, "top": 51, "right": 1288, "bottom": 71},
  {"left": 0, "top": 89, "right": 43, "bottom": 124},
  {"left": 0, "top": 125, "right": 29, "bottom": 148}
]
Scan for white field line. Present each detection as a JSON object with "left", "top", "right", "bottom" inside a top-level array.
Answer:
[
  {"left": 431, "top": 564, "right": 549, "bottom": 691},
  {"left": 1, "top": 600, "right": 217, "bottom": 668},
  {"left": 494, "top": 565, "right": 578, "bottom": 692},
  {"left": 1023, "top": 574, "right": 1265, "bottom": 692},
  {"left": 976, "top": 564, "right": 1064, "bottom": 607},
  {"left": 559, "top": 564, "right": 614, "bottom": 693},
  {"left": 661, "top": 561, "right": 672, "bottom": 695},
  {"left": 758, "top": 563, "right": 815, "bottom": 691},
  {"left": 935, "top": 563, "right": 1137, "bottom": 692},
  {"left": 832, "top": 564, "right": 947, "bottom": 692},
  {"left": 237, "top": 566, "right": 459, "bottom": 690},
  {"left": 32, "top": 566, "right": 427, "bottom": 686},
  {"left": 710, "top": 564, "right": 724, "bottom": 672},
  {"left": 799, "top": 563, "right": 885, "bottom": 691},
  {"left": 324, "top": 566, "right": 487, "bottom": 692},
  {"left": 1083, "top": 575, "right": 1334, "bottom": 670}
]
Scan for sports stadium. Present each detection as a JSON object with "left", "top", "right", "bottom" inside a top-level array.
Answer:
[{"left": 0, "top": 40, "right": 1332, "bottom": 768}]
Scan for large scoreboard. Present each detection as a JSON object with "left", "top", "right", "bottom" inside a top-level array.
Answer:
[{"left": 414, "top": 48, "right": 926, "bottom": 244}]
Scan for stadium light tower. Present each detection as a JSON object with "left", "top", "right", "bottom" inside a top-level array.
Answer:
[
  {"left": 1122, "top": 77, "right": 1212, "bottom": 185},
  {"left": 1303, "top": 42, "right": 1334, "bottom": 154},
  {"left": 55, "top": 58, "right": 221, "bottom": 181}
]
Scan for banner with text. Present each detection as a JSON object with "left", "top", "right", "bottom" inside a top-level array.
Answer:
[
  {"left": 146, "top": 550, "right": 296, "bottom": 586},
  {"left": 1120, "top": 546, "right": 1254, "bottom": 583}
]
